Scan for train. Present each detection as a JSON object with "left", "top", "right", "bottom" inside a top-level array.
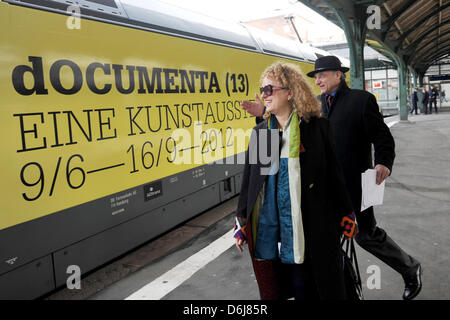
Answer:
[{"left": 0, "top": 0, "right": 349, "bottom": 299}]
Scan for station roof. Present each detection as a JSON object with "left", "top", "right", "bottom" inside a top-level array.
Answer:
[
  {"left": 298, "top": 0, "right": 450, "bottom": 75},
  {"left": 315, "top": 41, "right": 396, "bottom": 70}
]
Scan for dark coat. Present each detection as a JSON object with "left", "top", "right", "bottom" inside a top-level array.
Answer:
[
  {"left": 321, "top": 81, "right": 395, "bottom": 215},
  {"left": 430, "top": 88, "right": 438, "bottom": 101},
  {"left": 236, "top": 116, "right": 353, "bottom": 300},
  {"left": 422, "top": 91, "right": 429, "bottom": 105},
  {"left": 411, "top": 92, "right": 418, "bottom": 107}
]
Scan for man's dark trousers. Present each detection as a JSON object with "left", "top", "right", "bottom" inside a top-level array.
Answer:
[
  {"left": 355, "top": 207, "right": 420, "bottom": 278},
  {"left": 429, "top": 99, "right": 438, "bottom": 113}
]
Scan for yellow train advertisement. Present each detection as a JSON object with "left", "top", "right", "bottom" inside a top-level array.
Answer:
[{"left": 0, "top": 2, "right": 317, "bottom": 231}]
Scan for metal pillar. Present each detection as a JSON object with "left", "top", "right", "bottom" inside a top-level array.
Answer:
[
  {"left": 408, "top": 70, "right": 413, "bottom": 114},
  {"left": 334, "top": 12, "right": 366, "bottom": 89},
  {"left": 368, "top": 40, "right": 410, "bottom": 120},
  {"left": 419, "top": 73, "right": 427, "bottom": 112},
  {"left": 408, "top": 66, "right": 418, "bottom": 89},
  {"left": 419, "top": 73, "right": 425, "bottom": 87},
  {"left": 347, "top": 25, "right": 365, "bottom": 90},
  {"left": 395, "top": 58, "right": 409, "bottom": 121},
  {"left": 316, "top": 1, "right": 367, "bottom": 90}
]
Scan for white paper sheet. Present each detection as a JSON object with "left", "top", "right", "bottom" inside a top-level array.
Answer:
[{"left": 361, "top": 169, "right": 385, "bottom": 212}]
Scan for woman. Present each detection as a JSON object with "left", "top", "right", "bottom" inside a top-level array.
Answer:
[{"left": 234, "top": 62, "right": 357, "bottom": 300}]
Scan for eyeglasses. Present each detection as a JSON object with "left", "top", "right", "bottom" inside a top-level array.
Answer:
[{"left": 259, "top": 84, "right": 288, "bottom": 97}]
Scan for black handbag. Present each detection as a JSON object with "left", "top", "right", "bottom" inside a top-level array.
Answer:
[{"left": 341, "top": 237, "right": 364, "bottom": 300}]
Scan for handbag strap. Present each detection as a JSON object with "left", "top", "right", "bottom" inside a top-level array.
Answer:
[
  {"left": 341, "top": 237, "right": 364, "bottom": 299},
  {"left": 350, "top": 238, "right": 362, "bottom": 286},
  {"left": 340, "top": 237, "right": 362, "bottom": 284},
  {"left": 340, "top": 236, "right": 350, "bottom": 254}
]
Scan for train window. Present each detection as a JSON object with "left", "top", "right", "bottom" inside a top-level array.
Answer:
[
  {"left": 121, "top": 0, "right": 258, "bottom": 51},
  {"left": 4, "top": 0, "right": 128, "bottom": 17},
  {"left": 76, "top": 0, "right": 126, "bottom": 16},
  {"left": 85, "top": 0, "right": 118, "bottom": 8},
  {"left": 247, "top": 27, "right": 306, "bottom": 61},
  {"left": 297, "top": 43, "right": 318, "bottom": 62},
  {"left": 5, "top": 0, "right": 258, "bottom": 51},
  {"left": 312, "top": 47, "right": 332, "bottom": 60}
]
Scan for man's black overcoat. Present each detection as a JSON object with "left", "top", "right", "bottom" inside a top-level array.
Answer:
[{"left": 320, "top": 81, "right": 395, "bottom": 215}]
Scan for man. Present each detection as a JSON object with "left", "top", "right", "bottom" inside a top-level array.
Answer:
[
  {"left": 241, "top": 56, "right": 422, "bottom": 300},
  {"left": 422, "top": 88, "right": 429, "bottom": 114},
  {"left": 429, "top": 85, "right": 438, "bottom": 114},
  {"left": 410, "top": 89, "right": 418, "bottom": 115}
]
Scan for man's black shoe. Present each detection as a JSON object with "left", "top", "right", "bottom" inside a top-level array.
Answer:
[{"left": 403, "top": 265, "right": 422, "bottom": 300}]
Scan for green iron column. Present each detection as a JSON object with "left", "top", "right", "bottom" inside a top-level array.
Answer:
[
  {"left": 318, "top": 1, "right": 367, "bottom": 90},
  {"left": 334, "top": 11, "right": 366, "bottom": 90},
  {"left": 394, "top": 57, "right": 409, "bottom": 121},
  {"left": 419, "top": 73, "right": 424, "bottom": 87},
  {"left": 408, "top": 67, "right": 419, "bottom": 113},
  {"left": 409, "top": 67, "right": 418, "bottom": 89},
  {"left": 370, "top": 43, "right": 410, "bottom": 121},
  {"left": 418, "top": 73, "right": 425, "bottom": 113}
]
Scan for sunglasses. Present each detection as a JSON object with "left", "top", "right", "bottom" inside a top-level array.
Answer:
[{"left": 259, "top": 84, "right": 288, "bottom": 96}]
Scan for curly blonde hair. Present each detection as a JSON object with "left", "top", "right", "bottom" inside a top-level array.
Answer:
[{"left": 260, "top": 61, "right": 321, "bottom": 122}]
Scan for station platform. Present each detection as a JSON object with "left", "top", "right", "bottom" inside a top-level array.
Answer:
[{"left": 46, "top": 111, "right": 450, "bottom": 301}]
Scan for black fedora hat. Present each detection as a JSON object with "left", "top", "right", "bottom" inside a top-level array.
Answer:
[{"left": 306, "top": 55, "right": 349, "bottom": 78}]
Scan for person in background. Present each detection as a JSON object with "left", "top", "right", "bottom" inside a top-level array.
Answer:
[
  {"left": 234, "top": 61, "right": 357, "bottom": 300},
  {"left": 429, "top": 85, "right": 438, "bottom": 114},
  {"left": 422, "top": 88, "right": 430, "bottom": 114},
  {"left": 410, "top": 89, "right": 418, "bottom": 115},
  {"left": 241, "top": 56, "right": 422, "bottom": 300}
]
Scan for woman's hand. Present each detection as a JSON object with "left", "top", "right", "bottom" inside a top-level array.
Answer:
[
  {"left": 241, "top": 94, "right": 265, "bottom": 117},
  {"left": 235, "top": 237, "right": 247, "bottom": 252}
]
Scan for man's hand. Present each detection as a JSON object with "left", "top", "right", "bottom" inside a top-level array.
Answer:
[
  {"left": 375, "top": 164, "right": 391, "bottom": 185},
  {"left": 241, "top": 93, "right": 265, "bottom": 117}
]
